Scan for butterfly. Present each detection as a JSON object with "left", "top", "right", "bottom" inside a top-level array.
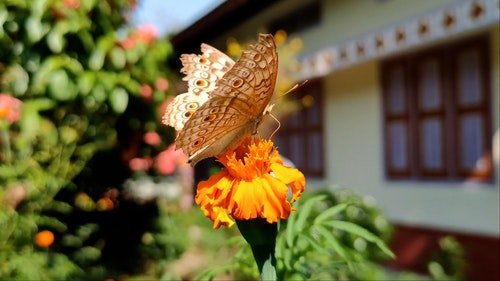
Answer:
[{"left": 163, "top": 33, "right": 278, "bottom": 166}]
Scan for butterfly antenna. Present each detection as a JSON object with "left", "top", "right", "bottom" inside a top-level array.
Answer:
[
  {"left": 269, "top": 113, "right": 281, "bottom": 139},
  {"left": 271, "top": 80, "right": 308, "bottom": 104},
  {"left": 279, "top": 80, "right": 309, "bottom": 97}
]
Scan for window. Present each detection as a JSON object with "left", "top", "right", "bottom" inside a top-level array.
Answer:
[
  {"left": 275, "top": 79, "right": 324, "bottom": 177},
  {"left": 382, "top": 35, "right": 492, "bottom": 181}
]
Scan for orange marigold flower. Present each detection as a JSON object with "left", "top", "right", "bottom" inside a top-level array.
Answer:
[
  {"left": 34, "top": 230, "right": 55, "bottom": 248},
  {"left": 195, "top": 138, "right": 305, "bottom": 229}
]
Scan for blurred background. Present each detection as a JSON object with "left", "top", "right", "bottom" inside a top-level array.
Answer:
[{"left": 1, "top": 0, "right": 498, "bottom": 280}]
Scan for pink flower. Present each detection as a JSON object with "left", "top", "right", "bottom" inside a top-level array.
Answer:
[
  {"left": 135, "top": 24, "right": 157, "bottom": 44},
  {"left": 140, "top": 84, "right": 153, "bottom": 100},
  {"left": 154, "top": 144, "right": 185, "bottom": 175},
  {"left": 155, "top": 78, "right": 169, "bottom": 91},
  {"left": 119, "top": 24, "right": 157, "bottom": 50},
  {"left": 119, "top": 37, "right": 136, "bottom": 50},
  {"left": 143, "top": 131, "right": 161, "bottom": 146},
  {"left": 0, "top": 94, "right": 22, "bottom": 124},
  {"left": 63, "top": 0, "right": 80, "bottom": 9},
  {"left": 129, "top": 157, "right": 152, "bottom": 171}
]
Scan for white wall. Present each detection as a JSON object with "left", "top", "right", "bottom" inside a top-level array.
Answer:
[{"left": 323, "top": 26, "right": 500, "bottom": 237}]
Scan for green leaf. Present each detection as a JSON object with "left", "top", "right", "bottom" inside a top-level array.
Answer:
[
  {"left": 4, "top": 64, "right": 30, "bottom": 95},
  {"left": 47, "top": 27, "right": 65, "bottom": 53},
  {"left": 76, "top": 223, "right": 98, "bottom": 240},
  {"left": 78, "top": 30, "right": 95, "bottom": 52},
  {"left": 78, "top": 72, "right": 96, "bottom": 95},
  {"left": 25, "top": 16, "right": 45, "bottom": 43},
  {"left": 325, "top": 220, "right": 395, "bottom": 258},
  {"left": 46, "top": 200, "right": 73, "bottom": 214},
  {"left": 35, "top": 216, "right": 67, "bottom": 232},
  {"left": 63, "top": 55, "right": 84, "bottom": 73},
  {"left": 314, "top": 203, "right": 348, "bottom": 224},
  {"left": 61, "top": 234, "right": 83, "bottom": 248},
  {"left": 300, "top": 233, "right": 330, "bottom": 255},
  {"left": 315, "top": 225, "right": 350, "bottom": 261},
  {"left": 32, "top": 56, "right": 72, "bottom": 93},
  {"left": 110, "top": 46, "right": 126, "bottom": 68},
  {"left": 48, "top": 69, "right": 75, "bottom": 101},
  {"left": 59, "top": 126, "right": 79, "bottom": 144},
  {"left": 294, "top": 195, "right": 326, "bottom": 232},
  {"left": 30, "top": 0, "right": 50, "bottom": 18},
  {"left": 91, "top": 83, "right": 106, "bottom": 103},
  {"left": 73, "top": 246, "right": 101, "bottom": 264},
  {"left": 80, "top": 0, "right": 98, "bottom": 12},
  {"left": 109, "top": 87, "right": 129, "bottom": 113},
  {"left": 9, "top": 253, "right": 45, "bottom": 280},
  {"left": 282, "top": 245, "right": 293, "bottom": 270},
  {"left": 88, "top": 49, "right": 105, "bottom": 70},
  {"left": 285, "top": 209, "right": 298, "bottom": 248},
  {"left": 125, "top": 47, "right": 140, "bottom": 64}
]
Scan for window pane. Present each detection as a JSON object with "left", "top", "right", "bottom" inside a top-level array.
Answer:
[
  {"left": 288, "top": 111, "right": 302, "bottom": 127},
  {"left": 308, "top": 132, "right": 323, "bottom": 170},
  {"left": 459, "top": 113, "right": 484, "bottom": 170},
  {"left": 457, "top": 49, "right": 482, "bottom": 106},
  {"left": 274, "top": 135, "right": 285, "bottom": 152},
  {"left": 418, "top": 58, "right": 442, "bottom": 110},
  {"left": 388, "top": 121, "right": 408, "bottom": 170},
  {"left": 289, "top": 135, "right": 304, "bottom": 168},
  {"left": 306, "top": 92, "right": 322, "bottom": 126},
  {"left": 420, "top": 118, "right": 443, "bottom": 170},
  {"left": 387, "top": 66, "right": 406, "bottom": 114}
]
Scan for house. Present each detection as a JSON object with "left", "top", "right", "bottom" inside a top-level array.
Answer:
[{"left": 170, "top": 0, "right": 500, "bottom": 279}]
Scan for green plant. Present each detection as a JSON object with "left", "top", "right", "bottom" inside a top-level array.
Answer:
[
  {"left": 276, "top": 190, "right": 395, "bottom": 280},
  {"left": 428, "top": 236, "right": 467, "bottom": 281},
  {"left": 0, "top": 0, "right": 174, "bottom": 279},
  {"left": 196, "top": 188, "right": 395, "bottom": 280}
]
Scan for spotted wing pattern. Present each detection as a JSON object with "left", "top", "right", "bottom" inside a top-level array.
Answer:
[
  {"left": 162, "top": 44, "right": 235, "bottom": 131},
  {"left": 175, "top": 34, "right": 278, "bottom": 165}
]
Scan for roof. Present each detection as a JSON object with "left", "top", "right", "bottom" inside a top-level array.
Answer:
[{"left": 170, "top": 0, "right": 278, "bottom": 54}]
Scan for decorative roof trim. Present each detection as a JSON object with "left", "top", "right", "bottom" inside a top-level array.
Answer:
[{"left": 296, "top": 0, "right": 499, "bottom": 80}]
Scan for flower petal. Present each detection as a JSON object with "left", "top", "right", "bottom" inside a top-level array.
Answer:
[
  {"left": 194, "top": 138, "right": 306, "bottom": 228},
  {"left": 270, "top": 162, "right": 305, "bottom": 202}
]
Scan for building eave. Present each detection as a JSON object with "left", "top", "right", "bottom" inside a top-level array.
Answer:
[{"left": 170, "top": 0, "right": 278, "bottom": 54}]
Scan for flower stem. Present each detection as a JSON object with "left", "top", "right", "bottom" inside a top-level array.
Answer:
[{"left": 236, "top": 218, "right": 278, "bottom": 281}]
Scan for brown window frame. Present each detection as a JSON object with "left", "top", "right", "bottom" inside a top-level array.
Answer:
[
  {"left": 381, "top": 35, "right": 493, "bottom": 182},
  {"left": 275, "top": 78, "right": 325, "bottom": 178}
]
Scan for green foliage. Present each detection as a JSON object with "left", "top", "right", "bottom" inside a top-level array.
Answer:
[
  {"left": 1, "top": 0, "right": 175, "bottom": 279},
  {"left": 428, "top": 236, "right": 467, "bottom": 281},
  {"left": 193, "top": 188, "right": 466, "bottom": 280},
  {"left": 276, "top": 190, "right": 395, "bottom": 280},
  {"left": 196, "top": 188, "right": 395, "bottom": 280}
]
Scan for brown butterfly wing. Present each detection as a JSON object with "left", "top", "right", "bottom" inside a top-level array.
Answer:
[
  {"left": 176, "top": 34, "right": 278, "bottom": 165},
  {"left": 163, "top": 44, "right": 235, "bottom": 131}
]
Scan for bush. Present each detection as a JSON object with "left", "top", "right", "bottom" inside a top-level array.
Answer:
[{"left": 0, "top": 0, "right": 175, "bottom": 279}]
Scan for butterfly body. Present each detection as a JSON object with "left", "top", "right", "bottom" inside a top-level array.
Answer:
[{"left": 164, "top": 34, "right": 278, "bottom": 166}]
